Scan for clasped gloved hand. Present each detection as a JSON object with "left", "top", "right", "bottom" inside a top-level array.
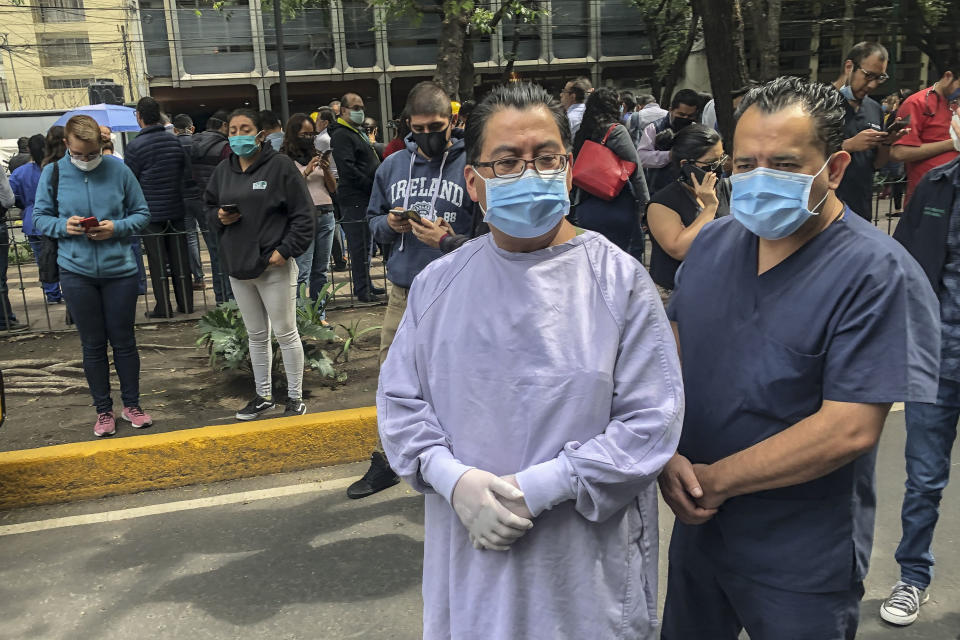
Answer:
[{"left": 451, "top": 469, "right": 534, "bottom": 551}]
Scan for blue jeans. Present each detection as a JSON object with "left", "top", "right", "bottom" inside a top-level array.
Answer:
[
  {"left": 294, "top": 206, "right": 335, "bottom": 300},
  {"left": 60, "top": 269, "right": 142, "bottom": 414},
  {"left": 0, "top": 222, "right": 19, "bottom": 326},
  {"left": 198, "top": 208, "right": 233, "bottom": 305},
  {"left": 897, "top": 376, "right": 960, "bottom": 589},
  {"left": 183, "top": 198, "right": 204, "bottom": 283},
  {"left": 26, "top": 235, "right": 62, "bottom": 301}
]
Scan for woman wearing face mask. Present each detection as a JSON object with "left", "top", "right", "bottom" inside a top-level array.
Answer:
[
  {"left": 281, "top": 113, "right": 338, "bottom": 302},
  {"left": 204, "top": 108, "right": 315, "bottom": 420},
  {"left": 31, "top": 115, "right": 153, "bottom": 437},
  {"left": 571, "top": 87, "right": 649, "bottom": 251},
  {"left": 646, "top": 124, "right": 731, "bottom": 300}
]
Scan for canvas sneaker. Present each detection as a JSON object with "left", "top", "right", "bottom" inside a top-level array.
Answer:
[
  {"left": 94, "top": 411, "right": 116, "bottom": 437},
  {"left": 282, "top": 397, "right": 307, "bottom": 417},
  {"left": 236, "top": 396, "right": 275, "bottom": 421},
  {"left": 121, "top": 406, "right": 153, "bottom": 428},
  {"left": 880, "top": 581, "right": 929, "bottom": 626}
]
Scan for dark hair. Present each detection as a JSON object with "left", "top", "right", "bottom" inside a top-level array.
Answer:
[
  {"left": 735, "top": 76, "right": 846, "bottom": 156},
  {"left": 464, "top": 82, "right": 570, "bottom": 165},
  {"left": 339, "top": 92, "right": 361, "bottom": 110},
  {"left": 659, "top": 124, "right": 722, "bottom": 169},
  {"left": 621, "top": 92, "right": 637, "bottom": 112},
  {"left": 280, "top": 112, "right": 315, "bottom": 159},
  {"left": 208, "top": 109, "right": 230, "bottom": 131},
  {"left": 845, "top": 41, "right": 889, "bottom": 68},
  {"left": 27, "top": 134, "right": 45, "bottom": 164},
  {"left": 566, "top": 77, "right": 592, "bottom": 103},
  {"left": 392, "top": 109, "right": 411, "bottom": 141},
  {"left": 316, "top": 107, "right": 335, "bottom": 126},
  {"left": 573, "top": 87, "right": 621, "bottom": 156},
  {"left": 459, "top": 99, "right": 476, "bottom": 123},
  {"left": 636, "top": 94, "right": 656, "bottom": 108},
  {"left": 406, "top": 81, "right": 451, "bottom": 118},
  {"left": 228, "top": 108, "right": 263, "bottom": 131},
  {"left": 172, "top": 113, "right": 194, "bottom": 130},
  {"left": 136, "top": 96, "right": 162, "bottom": 126},
  {"left": 102, "top": 140, "right": 115, "bottom": 153},
  {"left": 42, "top": 125, "right": 65, "bottom": 167},
  {"left": 16, "top": 136, "right": 28, "bottom": 152},
  {"left": 259, "top": 109, "right": 281, "bottom": 130},
  {"left": 671, "top": 89, "right": 701, "bottom": 111}
]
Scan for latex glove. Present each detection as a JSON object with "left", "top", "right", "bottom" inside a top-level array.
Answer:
[{"left": 452, "top": 469, "right": 534, "bottom": 551}]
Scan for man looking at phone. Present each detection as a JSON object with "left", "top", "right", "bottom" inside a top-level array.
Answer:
[
  {"left": 347, "top": 81, "right": 478, "bottom": 500},
  {"left": 892, "top": 64, "right": 960, "bottom": 204},
  {"left": 833, "top": 42, "right": 910, "bottom": 220}
]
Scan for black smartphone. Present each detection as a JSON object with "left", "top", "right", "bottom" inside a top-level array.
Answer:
[
  {"left": 679, "top": 163, "right": 708, "bottom": 185},
  {"left": 886, "top": 114, "right": 911, "bottom": 135},
  {"left": 220, "top": 204, "right": 241, "bottom": 215}
]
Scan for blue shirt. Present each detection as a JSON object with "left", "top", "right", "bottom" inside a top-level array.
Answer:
[
  {"left": 667, "top": 212, "right": 939, "bottom": 592},
  {"left": 9, "top": 161, "right": 41, "bottom": 236},
  {"left": 937, "top": 173, "right": 960, "bottom": 382}
]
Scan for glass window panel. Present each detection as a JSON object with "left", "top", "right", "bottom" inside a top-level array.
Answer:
[
  {"left": 139, "top": 0, "right": 171, "bottom": 77},
  {"left": 263, "top": 6, "right": 336, "bottom": 71},
  {"left": 501, "top": 14, "right": 541, "bottom": 61},
  {"left": 342, "top": 0, "right": 377, "bottom": 68},
  {"left": 386, "top": 12, "right": 440, "bottom": 66},
  {"left": 551, "top": 0, "right": 588, "bottom": 59},
  {"left": 33, "top": 0, "right": 84, "bottom": 24},
  {"left": 176, "top": 0, "right": 255, "bottom": 75},
  {"left": 600, "top": 1, "right": 649, "bottom": 57},
  {"left": 38, "top": 36, "right": 92, "bottom": 67}
]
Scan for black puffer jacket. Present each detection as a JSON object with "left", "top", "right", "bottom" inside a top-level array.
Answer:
[
  {"left": 124, "top": 124, "right": 186, "bottom": 222},
  {"left": 190, "top": 129, "right": 230, "bottom": 196},
  {"left": 329, "top": 120, "right": 380, "bottom": 206}
]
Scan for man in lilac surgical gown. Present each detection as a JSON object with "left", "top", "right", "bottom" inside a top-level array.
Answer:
[{"left": 377, "top": 82, "right": 684, "bottom": 640}]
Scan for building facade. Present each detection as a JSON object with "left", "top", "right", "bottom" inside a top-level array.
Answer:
[
  {"left": 0, "top": 0, "right": 147, "bottom": 111},
  {"left": 138, "top": 0, "right": 659, "bottom": 130}
]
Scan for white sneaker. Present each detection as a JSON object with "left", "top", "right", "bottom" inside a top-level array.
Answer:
[{"left": 880, "top": 581, "right": 929, "bottom": 626}]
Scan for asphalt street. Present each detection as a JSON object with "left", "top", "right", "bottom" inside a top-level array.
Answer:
[{"left": 0, "top": 409, "right": 957, "bottom": 640}]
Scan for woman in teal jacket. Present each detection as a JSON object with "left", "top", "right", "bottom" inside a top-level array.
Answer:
[{"left": 32, "top": 115, "right": 153, "bottom": 437}]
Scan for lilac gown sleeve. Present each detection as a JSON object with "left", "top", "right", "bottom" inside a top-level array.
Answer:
[
  {"left": 515, "top": 268, "right": 684, "bottom": 522},
  {"left": 377, "top": 282, "right": 474, "bottom": 503}
]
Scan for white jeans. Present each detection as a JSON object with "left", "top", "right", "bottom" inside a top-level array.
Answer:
[{"left": 229, "top": 260, "right": 304, "bottom": 400}]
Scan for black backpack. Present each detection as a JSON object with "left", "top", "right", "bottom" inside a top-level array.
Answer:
[{"left": 37, "top": 163, "right": 59, "bottom": 285}]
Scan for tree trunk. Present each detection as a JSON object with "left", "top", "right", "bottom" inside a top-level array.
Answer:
[
  {"left": 661, "top": 7, "right": 699, "bottom": 105},
  {"left": 731, "top": 0, "right": 749, "bottom": 87},
  {"left": 744, "top": 0, "right": 782, "bottom": 81},
  {"left": 434, "top": 8, "right": 467, "bottom": 99},
  {"left": 693, "top": 0, "right": 747, "bottom": 149},
  {"left": 459, "top": 31, "right": 476, "bottom": 102},
  {"left": 501, "top": 15, "right": 522, "bottom": 83}
]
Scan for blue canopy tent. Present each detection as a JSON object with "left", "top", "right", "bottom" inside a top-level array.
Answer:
[{"left": 53, "top": 104, "right": 139, "bottom": 132}]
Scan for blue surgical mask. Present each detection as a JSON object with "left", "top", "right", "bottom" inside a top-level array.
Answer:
[
  {"left": 730, "top": 159, "right": 832, "bottom": 240},
  {"left": 474, "top": 168, "right": 569, "bottom": 239},
  {"left": 839, "top": 84, "right": 856, "bottom": 102},
  {"left": 229, "top": 133, "right": 261, "bottom": 158},
  {"left": 349, "top": 109, "right": 365, "bottom": 125}
]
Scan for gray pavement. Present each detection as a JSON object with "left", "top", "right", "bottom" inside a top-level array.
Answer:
[{"left": 0, "top": 409, "right": 957, "bottom": 639}]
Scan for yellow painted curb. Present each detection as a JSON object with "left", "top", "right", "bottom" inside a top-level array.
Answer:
[{"left": 0, "top": 406, "right": 379, "bottom": 510}]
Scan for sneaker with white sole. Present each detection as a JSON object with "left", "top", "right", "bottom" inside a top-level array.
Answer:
[
  {"left": 121, "top": 406, "right": 153, "bottom": 428},
  {"left": 880, "top": 581, "right": 929, "bottom": 626},
  {"left": 94, "top": 411, "right": 116, "bottom": 437},
  {"left": 282, "top": 397, "right": 307, "bottom": 417},
  {"left": 236, "top": 395, "right": 274, "bottom": 421}
]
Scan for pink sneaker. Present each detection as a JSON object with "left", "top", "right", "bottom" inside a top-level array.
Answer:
[
  {"left": 121, "top": 406, "right": 153, "bottom": 428},
  {"left": 94, "top": 411, "right": 116, "bottom": 437}
]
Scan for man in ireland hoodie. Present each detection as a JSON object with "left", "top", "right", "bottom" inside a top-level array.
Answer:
[{"left": 347, "top": 81, "right": 479, "bottom": 499}]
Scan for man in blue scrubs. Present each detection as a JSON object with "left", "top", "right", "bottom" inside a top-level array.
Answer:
[{"left": 659, "top": 76, "right": 941, "bottom": 639}]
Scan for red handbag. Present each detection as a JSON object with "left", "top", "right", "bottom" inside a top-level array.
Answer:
[{"left": 572, "top": 124, "right": 637, "bottom": 201}]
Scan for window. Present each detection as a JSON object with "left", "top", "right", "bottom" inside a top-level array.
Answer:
[
  {"left": 34, "top": 0, "right": 85, "bottom": 24},
  {"left": 43, "top": 77, "right": 96, "bottom": 89},
  {"left": 38, "top": 36, "right": 93, "bottom": 67},
  {"left": 176, "top": 0, "right": 255, "bottom": 74}
]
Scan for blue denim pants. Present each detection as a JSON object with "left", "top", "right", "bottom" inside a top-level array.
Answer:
[
  {"left": 897, "top": 376, "right": 960, "bottom": 589},
  {"left": 60, "top": 269, "right": 141, "bottom": 414},
  {"left": 294, "top": 206, "right": 336, "bottom": 300}
]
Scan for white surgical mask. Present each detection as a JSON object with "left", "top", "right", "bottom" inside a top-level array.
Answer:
[
  {"left": 951, "top": 112, "right": 960, "bottom": 153},
  {"left": 70, "top": 155, "right": 102, "bottom": 172}
]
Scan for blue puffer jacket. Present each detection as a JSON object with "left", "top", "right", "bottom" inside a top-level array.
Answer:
[
  {"left": 123, "top": 124, "right": 186, "bottom": 222},
  {"left": 31, "top": 155, "right": 151, "bottom": 279}
]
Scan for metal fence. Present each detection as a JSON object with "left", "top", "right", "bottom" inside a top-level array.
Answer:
[{"left": 0, "top": 216, "right": 388, "bottom": 334}]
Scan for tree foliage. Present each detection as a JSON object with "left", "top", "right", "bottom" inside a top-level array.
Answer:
[{"left": 630, "top": 0, "right": 697, "bottom": 104}]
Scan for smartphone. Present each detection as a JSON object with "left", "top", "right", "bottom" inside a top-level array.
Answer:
[
  {"left": 679, "top": 163, "right": 708, "bottom": 185},
  {"left": 220, "top": 204, "right": 241, "bottom": 215},
  {"left": 400, "top": 209, "right": 422, "bottom": 223},
  {"left": 79, "top": 216, "right": 99, "bottom": 229},
  {"left": 886, "top": 114, "right": 911, "bottom": 135}
]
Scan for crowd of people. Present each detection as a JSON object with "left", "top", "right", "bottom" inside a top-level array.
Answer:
[{"left": 1, "top": 36, "right": 959, "bottom": 637}]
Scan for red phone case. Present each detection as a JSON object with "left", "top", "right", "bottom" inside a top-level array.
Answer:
[{"left": 80, "top": 217, "right": 99, "bottom": 229}]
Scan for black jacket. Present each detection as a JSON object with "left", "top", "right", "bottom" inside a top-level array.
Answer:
[
  {"left": 176, "top": 133, "right": 202, "bottom": 201},
  {"left": 329, "top": 120, "right": 380, "bottom": 206},
  {"left": 191, "top": 129, "right": 229, "bottom": 196},
  {"left": 892, "top": 156, "right": 960, "bottom": 295},
  {"left": 124, "top": 124, "right": 187, "bottom": 222},
  {"left": 203, "top": 145, "right": 315, "bottom": 280}
]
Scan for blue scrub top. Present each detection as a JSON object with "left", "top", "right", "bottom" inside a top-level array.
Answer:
[{"left": 668, "top": 211, "right": 940, "bottom": 593}]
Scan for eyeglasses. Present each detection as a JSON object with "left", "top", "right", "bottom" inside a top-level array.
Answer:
[
  {"left": 68, "top": 149, "right": 101, "bottom": 161},
  {"left": 693, "top": 154, "right": 728, "bottom": 172},
  {"left": 298, "top": 131, "right": 317, "bottom": 138},
  {"left": 857, "top": 67, "right": 889, "bottom": 84},
  {"left": 474, "top": 153, "right": 569, "bottom": 180}
]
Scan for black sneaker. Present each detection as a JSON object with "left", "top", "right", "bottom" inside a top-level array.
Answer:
[
  {"left": 282, "top": 397, "right": 306, "bottom": 417},
  {"left": 346, "top": 451, "right": 400, "bottom": 499},
  {"left": 235, "top": 395, "right": 275, "bottom": 421}
]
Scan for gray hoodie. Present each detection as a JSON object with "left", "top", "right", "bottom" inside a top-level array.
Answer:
[{"left": 367, "top": 132, "right": 477, "bottom": 288}]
